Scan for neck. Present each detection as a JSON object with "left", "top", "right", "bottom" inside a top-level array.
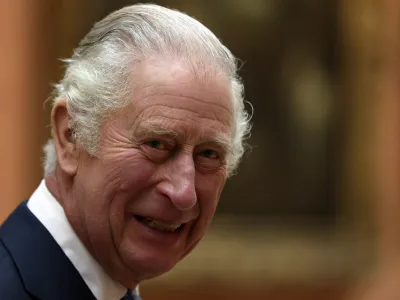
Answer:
[
  {"left": 45, "top": 169, "right": 96, "bottom": 264},
  {"left": 44, "top": 169, "right": 140, "bottom": 290}
]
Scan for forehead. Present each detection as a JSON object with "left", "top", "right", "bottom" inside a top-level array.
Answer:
[{"left": 125, "top": 59, "right": 234, "bottom": 141}]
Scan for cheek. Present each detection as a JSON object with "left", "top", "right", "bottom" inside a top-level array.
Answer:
[
  {"left": 196, "top": 172, "right": 226, "bottom": 208},
  {"left": 191, "top": 173, "right": 226, "bottom": 236},
  {"left": 104, "top": 151, "right": 158, "bottom": 234},
  {"left": 104, "top": 151, "right": 158, "bottom": 194},
  {"left": 74, "top": 150, "right": 160, "bottom": 256},
  {"left": 181, "top": 176, "right": 225, "bottom": 259}
]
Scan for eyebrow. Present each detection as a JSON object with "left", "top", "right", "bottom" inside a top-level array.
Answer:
[
  {"left": 133, "top": 124, "right": 179, "bottom": 140},
  {"left": 132, "top": 124, "right": 233, "bottom": 154}
]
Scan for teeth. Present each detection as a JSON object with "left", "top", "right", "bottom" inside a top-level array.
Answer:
[{"left": 142, "top": 218, "right": 182, "bottom": 232}]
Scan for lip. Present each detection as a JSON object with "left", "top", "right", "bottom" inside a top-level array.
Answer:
[
  {"left": 131, "top": 214, "right": 188, "bottom": 246},
  {"left": 135, "top": 213, "right": 195, "bottom": 225},
  {"left": 136, "top": 215, "right": 184, "bottom": 228}
]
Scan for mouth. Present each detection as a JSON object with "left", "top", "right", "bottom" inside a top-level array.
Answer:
[{"left": 135, "top": 215, "right": 184, "bottom": 233}]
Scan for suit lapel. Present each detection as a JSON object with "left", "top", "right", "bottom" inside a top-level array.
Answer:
[{"left": 0, "top": 201, "right": 96, "bottom": 300}]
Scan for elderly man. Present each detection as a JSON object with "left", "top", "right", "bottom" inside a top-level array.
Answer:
[{"left": 0, "top": 3, "right": 251, "bottom": 300}]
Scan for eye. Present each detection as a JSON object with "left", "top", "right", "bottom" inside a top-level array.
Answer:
[
  {"left": 201, "top": 149, "right": 219, "bottom": 159},
  {"left": 195, "top": 148, "right": 224, "bottom": 172},
  {"left": 146, "top": 140, "right": 166, "bottom": 150},
  {"left": 141, "top": 139, "right": 173, "bottom": 163}
]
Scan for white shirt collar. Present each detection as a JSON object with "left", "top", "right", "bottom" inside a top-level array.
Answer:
[{"left": 27, "top": 180, "right": 127, "bottom": 300}]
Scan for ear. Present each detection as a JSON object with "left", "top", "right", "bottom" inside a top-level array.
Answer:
[{"left": 51, "top": 99, "right": 79, "bottom": 176}]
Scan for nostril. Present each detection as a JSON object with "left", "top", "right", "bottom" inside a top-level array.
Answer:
[
  {"left": 155, "top": 180, "right": 197, "bottom": 211},
  {"left": 135, "top": 215, "right": 144, "bottom": 222}
]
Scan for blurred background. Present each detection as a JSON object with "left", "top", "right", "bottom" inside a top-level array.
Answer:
[{"left": 1, "top": 0, "right": 399, "bottom": 299}]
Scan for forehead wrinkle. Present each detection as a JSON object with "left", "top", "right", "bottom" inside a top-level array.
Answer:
[
  {"left": 137, "top": 67, "right": 229, "bottom": 95},
  {"left": 160, "top": 93, "right": 232, "bottom": 114},
  {"left": 137, "top": 103, "right": 231, "bottom": 124},
  {"left": 137, "top": 114, "right": 227, "bottom": 135},
  {"left": 134, "top": 112, "right": 231, "bottom": 136},
  {"left": 134, "top": 89, "right": 233, "bottom": 115},
  {"left": 139, "top": 78, "right": 198, "bottom": 91},
  {"left": 133, "top": 123, "right": 179, "bottom": 140},
  {"left": 126, "top": 103, "right": 232, "bottom": 141}
]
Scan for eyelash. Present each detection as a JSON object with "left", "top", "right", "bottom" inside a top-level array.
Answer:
[
  {"left": 200, "top": 149, "right": 219, "bottom": 159},
  {"left": 146, "top": 140, "right": 167, "bottom": 150},
  {"left": 143, "top": 140, "right": 223, "bottom": 164}
]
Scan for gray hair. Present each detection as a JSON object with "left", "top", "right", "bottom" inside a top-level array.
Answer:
[{"left": 44, "top": 3, "right": 251, "bottom": 177}]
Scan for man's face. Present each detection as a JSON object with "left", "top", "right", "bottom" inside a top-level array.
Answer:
[{"left": 70, "top": 59, "right": 233, "bottom": 285}]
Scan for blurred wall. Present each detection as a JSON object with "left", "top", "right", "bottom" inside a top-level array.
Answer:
[
  {"left": 0, "top": 0, "right": 54, "bottom": 220},
  {"left": 0, "top": 0, "right": 106, "bottom": 220},
  {"left": 0, "top": 1, "right": 399, "bottom": 300}
]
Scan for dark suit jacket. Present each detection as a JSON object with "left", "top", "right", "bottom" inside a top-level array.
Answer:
[{"left": 0, "top": 201, "right": 96, "bottom": 300}]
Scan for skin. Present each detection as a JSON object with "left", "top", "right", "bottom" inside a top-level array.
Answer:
[{"left": 46, "top": 58, "right": 234, "bottom": 288}]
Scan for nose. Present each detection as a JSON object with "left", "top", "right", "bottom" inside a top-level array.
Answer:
[{"left": 156, "top": 153, "right": 197, "bottom": 211}]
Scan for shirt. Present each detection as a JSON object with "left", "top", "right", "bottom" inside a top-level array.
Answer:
[{"left": 27, "top": 180, "right": 127, "bottom": 300}]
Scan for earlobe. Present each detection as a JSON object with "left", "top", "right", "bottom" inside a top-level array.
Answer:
[{"left": 51, "top": 99, "right": 79, "bottom": 176}]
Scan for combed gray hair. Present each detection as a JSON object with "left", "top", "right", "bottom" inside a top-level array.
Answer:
[{"left": 43, "top": 3, "right": 251, "bottom": 177}]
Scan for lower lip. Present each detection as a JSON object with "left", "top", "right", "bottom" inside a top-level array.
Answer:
[{"left": 131, "top": 215, "right": 184, "bottom": 245}]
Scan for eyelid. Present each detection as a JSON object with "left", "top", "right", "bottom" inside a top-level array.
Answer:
[
  {"left": 196, "top": 148, "right": 226, "bottom": 163},
  {"left": 198, "top": 143, "right": 227, "bottom": 155},
  {"left": 202, "top": 149, "right": 218, "bottom": 158},
  {"left": 143, "top": 138, "right": 175, "bottom": 150},
  {"left": 194, "top": 150, "right": 226, "bottom": 172}
]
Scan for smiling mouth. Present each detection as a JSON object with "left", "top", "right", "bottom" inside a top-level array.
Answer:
[{"left": 135, "top": 215, "right": 184, "bottom": 233}]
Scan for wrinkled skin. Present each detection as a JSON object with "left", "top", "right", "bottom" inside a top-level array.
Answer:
[{"left": 48, "top": 58, "right": 234, "bottom": 288}]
